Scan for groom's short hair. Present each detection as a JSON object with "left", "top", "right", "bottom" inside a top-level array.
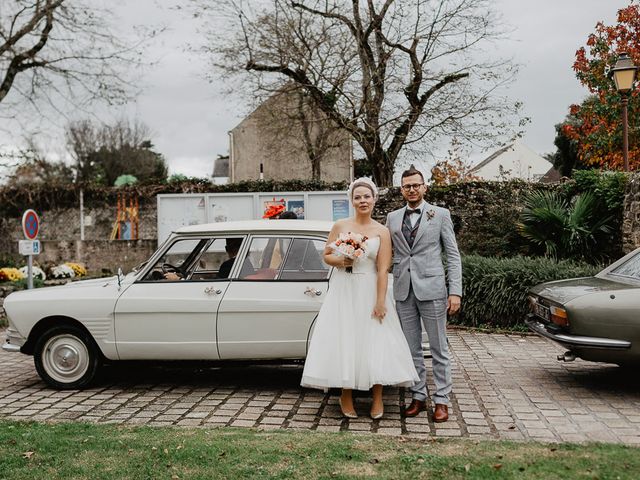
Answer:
[{"left": 401, "top": 165, "right": 425, "bottom": 182}]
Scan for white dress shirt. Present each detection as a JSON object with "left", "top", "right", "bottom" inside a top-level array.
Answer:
[{"left": 406, "top": 201, "right": 426, "bottom": 229}]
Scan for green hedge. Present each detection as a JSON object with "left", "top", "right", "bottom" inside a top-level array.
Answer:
[{"left": 455, "top": 255, "right": 600, "bottom": 329}]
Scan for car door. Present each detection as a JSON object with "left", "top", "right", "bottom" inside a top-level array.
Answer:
[
  {"left": 217, "top": 235, "right": 330, "bottom": 359},
  {"left": 114, "top": 236, "right": 245, "bottom": 360}
]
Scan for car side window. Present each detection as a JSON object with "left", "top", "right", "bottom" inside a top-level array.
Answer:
[
  {"left": 240, "top": 237, "right": 292, "bottom": 280},
  {"left": 191, "top": 236, "right": 246, "bottom": 281},
  {"left": 142, "top": 238, "right": 207, "bottom": 282},
  {"left": 280, "top": 238, "right": 330, "bottom": 281}
]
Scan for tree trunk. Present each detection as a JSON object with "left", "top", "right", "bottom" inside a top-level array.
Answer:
[
  {"left": 360, "top": 133, "right": 395, "bottom": 187},
  {"left": 367, "top": 150, "right": 394, "bottom": 187},
  {"left": 310, "top": 152, "right": 321, "bottom": 181}
]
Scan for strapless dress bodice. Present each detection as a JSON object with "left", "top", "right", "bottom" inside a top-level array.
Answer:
[{"left": 350, "top": 236, "right": 380, "bottom": 274}]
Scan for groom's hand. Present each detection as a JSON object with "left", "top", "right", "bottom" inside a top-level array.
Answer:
[{"left": 447, "top": 295, "right": 461, "bottom": 315}]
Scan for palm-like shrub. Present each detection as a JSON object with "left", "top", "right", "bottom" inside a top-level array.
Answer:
[{"left": 518, "top": 190, "right": 614, "bottom": 262}]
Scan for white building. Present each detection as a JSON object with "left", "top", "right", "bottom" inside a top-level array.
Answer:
[{"left": 470, "top": 140, "right": 553, "bottom": 181}]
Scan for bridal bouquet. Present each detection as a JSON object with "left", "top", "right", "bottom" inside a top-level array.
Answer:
[{"left": 331, "top": 232, "right": 368, "bottom": 273}]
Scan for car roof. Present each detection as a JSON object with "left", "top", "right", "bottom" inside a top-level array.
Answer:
[{"left": 174, "top": 219, "right": 334, "bottom": 235}]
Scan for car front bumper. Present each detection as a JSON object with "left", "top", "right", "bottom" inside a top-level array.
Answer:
[
  {"left": 525, "top": 314, "right": 631, "bottom": 349},
  {"left": 2, "top": 327, "right": 26, "bottom": 353}
]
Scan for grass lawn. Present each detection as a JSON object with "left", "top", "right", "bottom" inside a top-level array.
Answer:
[{"left": 0, "top": 420, "right": 638, "bottom": 479}]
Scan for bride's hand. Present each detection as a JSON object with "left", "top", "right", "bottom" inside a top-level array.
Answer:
[
  {"left": 341, "top": 257, "right": 354, "bottom": 268},
  {"left": 372, "top": 302, "right": 386, "bottom": 323}
]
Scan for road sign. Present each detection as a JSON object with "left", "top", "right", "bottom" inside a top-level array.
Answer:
[
  {"left": 19, "top": 240, "right": 41, "bottom": 256},
  {"left": 22, "top": 209, "right": 39, "bottom": 240}
]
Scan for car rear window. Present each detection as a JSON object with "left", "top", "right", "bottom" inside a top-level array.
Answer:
[{"left": 611, "top": 253, "right": 640, "bottom": 279}]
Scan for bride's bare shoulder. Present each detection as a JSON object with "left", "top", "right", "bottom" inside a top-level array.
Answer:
[
  {"left": 336, "top": 218, "right": 356, "bottom": 228},
  {"left": 371, "top": 220, "right": 389, "bottom": 233},
  {"left": 330, "top": 218, "right": 352, "bottom": 234}
]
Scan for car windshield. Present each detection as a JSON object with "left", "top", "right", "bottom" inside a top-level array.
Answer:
[
  {"left": 132, "top": 261, "right": 148, "bottom": 272},
  {"left": 610, "top": 252, "right": 640, "bottom": 280}
]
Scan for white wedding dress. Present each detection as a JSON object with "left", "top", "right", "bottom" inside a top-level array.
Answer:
[{"left": 301, "top": 236, "right": 419, "bottom": 391}]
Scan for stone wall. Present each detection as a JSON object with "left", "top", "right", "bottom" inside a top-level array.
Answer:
[
  {"left": 39, "top": 239, "right": 157, "bottom": 273},
  {"left": 0, "top": 203, "right": 158, "bottom": 274},
  {"left": 0, "top": 203, "right": 157, "bottom": 242},
  {"left": 0, "top": 240, "right": 157, "bottom": 275},
  {"left": 622, "top": 173, "right": 640, "bottom": 253},
  {"left": 374, "top": 182, "right": 545, "bottom": 257}
]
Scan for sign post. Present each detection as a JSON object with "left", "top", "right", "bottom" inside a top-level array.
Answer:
[{"left": 21, "top": 209, "right": 40, "bottom": 289}]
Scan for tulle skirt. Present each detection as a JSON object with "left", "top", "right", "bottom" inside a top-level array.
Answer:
[{"left": 301, "top": 270, "right": 419, "bottom": 391}]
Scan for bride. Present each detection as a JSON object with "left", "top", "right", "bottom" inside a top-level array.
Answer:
[{"left": 301, "top": 177, "right": 418, "bottom": 419}]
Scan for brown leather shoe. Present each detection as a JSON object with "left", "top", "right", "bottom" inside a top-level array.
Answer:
[
  {"left": 403, "top": 399, "right": 426, "bottom": 417},
  {"left": 433, "top": 404, "right": 449, "bottom": 423}
]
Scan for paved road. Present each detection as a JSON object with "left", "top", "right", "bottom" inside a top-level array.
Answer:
[{"left": 1, "top": 329, "right": 639, "bottom": 444}]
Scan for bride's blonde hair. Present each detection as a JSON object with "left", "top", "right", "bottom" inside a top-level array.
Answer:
[{"left": 348, "top": 177, "right": 378, "bottom": 200}]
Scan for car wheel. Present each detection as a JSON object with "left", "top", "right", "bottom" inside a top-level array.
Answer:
[{"left": 34, "top": 325, "right": 101, "bottom": 389}]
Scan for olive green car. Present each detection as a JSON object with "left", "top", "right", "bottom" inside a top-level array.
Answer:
[{"left": 526, "top": 247, "right": 640, "bottom": 366}]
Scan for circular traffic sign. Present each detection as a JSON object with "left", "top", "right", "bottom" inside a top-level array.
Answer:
[{"left": 22, "top": 209, "right": 39, "bottom": 240}]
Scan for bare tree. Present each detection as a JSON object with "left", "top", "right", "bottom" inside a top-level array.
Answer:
[
  {"left": 257, "top": 85, "right": 350, "bottom": 181},
  {"left": 4, "top": 135, "right": 73, "bottom": 186},
  {"left": 66, "top": 118, "right": 168, "bottom": 186},
  {"left": 197, "top": 0, "right": 522, "bottom": 186},
  {"left": 0, "top": 148, "right": 20, "bottom": 182},
  {"left": 1, "top": 1, "right": 158, "bottom": 120}
]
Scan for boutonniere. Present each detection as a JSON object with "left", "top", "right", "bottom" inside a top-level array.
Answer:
[{"left": 425, "top": 209, "right": 436, "bottom": 221}]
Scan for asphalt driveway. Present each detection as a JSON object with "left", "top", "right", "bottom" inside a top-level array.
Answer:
[{"left": 1, "top": 329, "right": 639, "bottom": 444}]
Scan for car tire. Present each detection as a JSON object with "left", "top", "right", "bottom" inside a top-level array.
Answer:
[{"left": 34, "top": 325, "right": 101, "bottom": 390}]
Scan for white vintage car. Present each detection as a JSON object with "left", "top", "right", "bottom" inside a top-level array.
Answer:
[{"left": 3, "top": 220, "right": 336, "bottom": 389}]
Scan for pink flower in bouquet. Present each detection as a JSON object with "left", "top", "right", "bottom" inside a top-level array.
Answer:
[{"left": 331, "top": 231, "right": 368, "bottom": 273}]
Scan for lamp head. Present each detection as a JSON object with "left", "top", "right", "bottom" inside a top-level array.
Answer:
[{"left": 612, "top": 52, "right": 637, "bottom": 93}]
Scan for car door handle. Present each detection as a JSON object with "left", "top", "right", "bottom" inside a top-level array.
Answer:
[
  {"left": 304, "top": 287, "right": 322, "bottom": 297},
  {"left": 204, "top": 287, "right": 222, "bottom": 295}
]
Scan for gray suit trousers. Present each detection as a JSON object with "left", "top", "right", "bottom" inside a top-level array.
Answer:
[{"left": 396, "top": 284, "right": 452, "bottom": 405}]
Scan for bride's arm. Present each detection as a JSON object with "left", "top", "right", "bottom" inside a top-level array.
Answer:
[
  {"left": 323, "top": 221, "right": 353, "bottom": 269},
  {"left": 373, "top": 228, "right": 392, "bottom": 322}
]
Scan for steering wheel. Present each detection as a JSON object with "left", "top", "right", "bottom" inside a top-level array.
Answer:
[{"left": 161, "top": 263, "right": 180, "bottom": 274}]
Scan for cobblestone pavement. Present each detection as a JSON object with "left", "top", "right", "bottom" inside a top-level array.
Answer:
[{"left": 1, "top": 329, "right": 640, "bottom": 444}]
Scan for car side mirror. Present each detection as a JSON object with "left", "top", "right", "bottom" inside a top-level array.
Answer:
[{"left": 117, "top": 267, "right": 123, "bottom": 289}]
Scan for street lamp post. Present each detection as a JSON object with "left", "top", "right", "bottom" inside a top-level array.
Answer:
[{"left": 612, "top": 52, "right": 638, "bottom": 172}]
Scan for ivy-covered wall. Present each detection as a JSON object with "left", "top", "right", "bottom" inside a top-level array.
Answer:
[
  {"left": 0, "top": 175, "right": 634, "bottom": 272},
  {"left": 374, "top": 180, "right": 557, "bottom": 257},
  {"left": 623, "top": 173, "right": 640, "bottom": 253}
]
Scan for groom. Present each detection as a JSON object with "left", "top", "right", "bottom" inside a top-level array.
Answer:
[{"left": 386, "top": 165, "right": 462, "bottom": 423}]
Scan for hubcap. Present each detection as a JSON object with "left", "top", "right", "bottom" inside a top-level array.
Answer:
[{"left": 42, "top": 334, "right": 90, "bottom": 384}]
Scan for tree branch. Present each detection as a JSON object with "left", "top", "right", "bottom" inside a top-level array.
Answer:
[
  {"left": 0, "top": 3, "right": 55, "bottom": 103},
  {"left": 387, "top": 72, "right": 469, "bottom": 161}
]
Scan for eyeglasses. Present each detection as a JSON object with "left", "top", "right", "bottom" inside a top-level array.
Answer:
[{"left": 401, "top": 183, "right": 424, "bottom": 191}]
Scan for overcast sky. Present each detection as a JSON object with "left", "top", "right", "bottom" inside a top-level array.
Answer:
[{"left": 0, "top": 1, "right": 632, "bottom": 180}]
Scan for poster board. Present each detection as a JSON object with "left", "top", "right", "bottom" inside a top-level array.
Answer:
[
  {"left": 157, "top": 195, "right": 207, "bottom": 245},
  {"left": 157, "top": 191, "right": 351, "bottom": 244}
]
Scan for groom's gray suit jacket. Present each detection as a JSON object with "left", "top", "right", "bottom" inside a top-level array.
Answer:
[{"left": 386, "top": 203, "right": 462, "bottom": 302}]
